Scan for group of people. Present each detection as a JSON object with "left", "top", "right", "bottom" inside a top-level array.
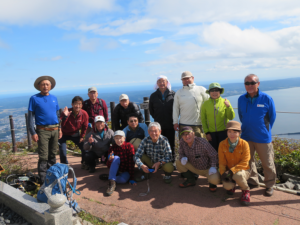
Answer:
[{"left": 28, "top": 71, "right": 276, "bottom": 206}]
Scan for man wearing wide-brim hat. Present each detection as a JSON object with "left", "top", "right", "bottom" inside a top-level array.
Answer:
[{"left": 28, "top": 76, "right": 61, "bottom": 183}]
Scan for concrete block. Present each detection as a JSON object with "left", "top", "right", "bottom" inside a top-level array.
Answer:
[
  {"left": 45, "top": 207, "right": 73, "bottom": 225},
  {"left": 0, "top": 181, "right": 49, "bottom": 225}
]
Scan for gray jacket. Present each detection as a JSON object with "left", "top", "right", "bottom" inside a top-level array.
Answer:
[{"left": 83, "top": 129, "right": 114, "bottom": 157}]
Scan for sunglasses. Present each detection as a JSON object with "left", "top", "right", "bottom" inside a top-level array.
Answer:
[
  {"left": 244, "top": 82, "right": 258, "bottom": 85},
  {"left": 209, "top": 88, "right": 220, "bottom": 92},
  {"left": 129, "top": 120, "right": 138, "bottom": 123}
]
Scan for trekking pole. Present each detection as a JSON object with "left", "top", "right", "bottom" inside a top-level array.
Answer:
[{"left": 9, "top": 115, "right": 17, "bottom": 153}]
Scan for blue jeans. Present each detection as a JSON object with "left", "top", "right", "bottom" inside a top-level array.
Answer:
[
  {"left": 108, "top": 156, "right": 130, "bottom": 184},
  {"left": 58, "top": 135, "right": 85, "bottom": 164}
]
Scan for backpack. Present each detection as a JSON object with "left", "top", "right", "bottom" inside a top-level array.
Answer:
[{"left": 37, "top": 163, "right": 81, "bottom": 212}]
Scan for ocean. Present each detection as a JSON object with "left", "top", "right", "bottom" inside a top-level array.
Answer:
[{"left": 227, "top": 87, "right": 300, "bottom": 140}]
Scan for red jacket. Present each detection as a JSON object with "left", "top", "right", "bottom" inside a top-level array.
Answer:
[
  {"left": 107, "top": 142, "right": 135, "bottom": 180},
  {"left": 60, "top": 109, "right": 89, "bottom": 138}
]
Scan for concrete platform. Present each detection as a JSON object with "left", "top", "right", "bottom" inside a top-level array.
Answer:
[{"left": 27, "top": 154, "right": 300, "bottom": 225}]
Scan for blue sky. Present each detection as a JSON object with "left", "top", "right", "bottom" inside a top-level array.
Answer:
[{"left": 0, "top": 0, "right": 300, "bottom": 96}]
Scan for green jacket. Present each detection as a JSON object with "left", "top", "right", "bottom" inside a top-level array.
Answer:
[{"left": 200, "top": 97, "right": 235, "bottom": 134}]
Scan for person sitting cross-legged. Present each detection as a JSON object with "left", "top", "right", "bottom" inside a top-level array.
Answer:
[
  {"left": 106, "top": 130, "right": 137, "bottom": 196},
  {"left": 123, "top": 113, "right": 149, "bottom": 152},
  {"left": 219, "top": 121, "right": 251, "bottom": 206},
  {"left": 176, "top": 126, "right": 221, "bottom": 192},
  {"left": 134, "top": 122, "right": 174, "bottom": 184}
]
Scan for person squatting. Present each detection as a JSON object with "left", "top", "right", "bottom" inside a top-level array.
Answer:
[{"left": 28, "top": 72, "right": 276, "bottom": 206}]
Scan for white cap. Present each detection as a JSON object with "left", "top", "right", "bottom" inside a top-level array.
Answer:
[
  {"left": 114, "top": 130, "right": 125, "bottom": 137},
  {"left": 119, "top": 94, "right": 129, "bottom": 101},
  {"left": 94, "top": 115, "right": 105, "bottom": 123}
]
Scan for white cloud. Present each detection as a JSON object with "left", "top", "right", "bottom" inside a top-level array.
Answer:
[
  {"left": 0, "top": 0, "right": 116, "bottom": 24},
  {"left": 51, "top": 56, "right": 62, "bottom": 61},
  {"left": 119, "top": 39, "right": 129, "bottom": 44},
  {"left": 79, "top": 37, "right": 100, "bottom": 52},
  {"left": 144, "top": 37, "right": 164, "bottom": 44},
  {"left": 0, "top": 38, "right": 9, "bottom": 49}
]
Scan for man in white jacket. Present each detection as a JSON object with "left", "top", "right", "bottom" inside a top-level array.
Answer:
[{"left": 173, "top": 71, "right": 209, "bottom": 138}]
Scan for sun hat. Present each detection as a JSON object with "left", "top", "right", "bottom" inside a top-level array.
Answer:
[
  {"left": 179, "top": 126, "right": 193, "bottom": 136},
  {"left": 34, "top": 76, "right": 56, "bottom": 91},
  {"left": 153, "top": 75, "right": 172, "bottom": 91},
  {"left": 226, "top": 121, "right": 241, "bottom": 131},
  {"left": 181, "top": 71, "right": 193, "bottom": 80},
  {"left": 119, "top": 94, "right": 129, "bottom": 101},
  {"left": 114, "top": 130, "right": 125, "bottom": 137},
  {"left": 94, "top": 115, "right": 105, "bottom": 123},
  {"left": 88, "top": 87, "right": 97, "bottom": 93},
  {"left": 206, "top": 82, "right": 224, "bottom": 95}
]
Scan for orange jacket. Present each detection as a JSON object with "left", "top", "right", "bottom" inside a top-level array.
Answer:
[{"left": 218, "top": 138, "right": 250, "bottom": 175}]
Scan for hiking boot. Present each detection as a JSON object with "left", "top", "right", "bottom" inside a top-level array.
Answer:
[
  {"left": 226, "top": 187, "right": 236, "bottom": 195},
  {"left": 209, "top": 183, "right": 217, "bottom": 192},
  {"left": 265, "top": 187, "right": 274, "bottom": 197},
  {"left": 241, "top": 190, "right": 250, "bottom": 206},
  {"left": 136, "top": 173, "right": 150, "bottom": 182},
  {"left": 106, "top": 180, "right": 116, "bottom": 196},
  {"left": 248, "top": 183, "right": 260, "bottom": 189},
  {"left": 163, "top": 173, "right": 172, "bottom": 184},
  {"left": 89, "top": 166, "right": 96, "bottom": 173},
  {"left": 179, "top": 171, "right": 196, "bottom": 188}
]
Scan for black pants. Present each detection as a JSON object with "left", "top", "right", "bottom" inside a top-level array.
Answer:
[
  {"left": 209, "top": 130, "right": 228, "bottom": 152},
  {"left": 58, "top": 135, "right": 84, "bottom": 164},
  {"left": 84, "top": 151, "right": 108, "bottom": 168},
  {"left": 161, "top": 128, "right": 175, "bottom": 160}
]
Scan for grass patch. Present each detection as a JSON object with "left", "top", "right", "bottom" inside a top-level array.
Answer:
[{"left": 78, "top": 211, "right": 118, "bottom": 225}]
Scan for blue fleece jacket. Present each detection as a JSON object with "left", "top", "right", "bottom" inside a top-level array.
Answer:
[{"left": 238, "top": 89, "right": 276, "bottom": 143}]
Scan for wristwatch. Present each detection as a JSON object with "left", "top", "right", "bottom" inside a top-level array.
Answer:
[{"left": 160, "top": 161, "right": 163, "bottom": 166}]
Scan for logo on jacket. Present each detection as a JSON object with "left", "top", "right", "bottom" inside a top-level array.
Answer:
[{"left": 257, "top": 104, "right": 264, "bottom": 107}]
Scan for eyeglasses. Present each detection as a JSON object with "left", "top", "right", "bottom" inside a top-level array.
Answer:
[
  {"left": 209, "top": 88, "right": 220, "bottom": 92},
  {"left": 129, "top": 120, "right": 138, "bottom": 123},
  {"left": 244, "top": 82, "right": 258, "bottom": 86}
]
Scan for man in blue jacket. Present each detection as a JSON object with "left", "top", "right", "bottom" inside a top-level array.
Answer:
[{"left": 238, "top": 74, "right": 276, "bottom": 197}]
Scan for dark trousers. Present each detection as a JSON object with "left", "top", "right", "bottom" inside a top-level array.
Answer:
[
  {"left": 209, "top": 130, "right": 228, "bottom": 152},
  {"left": 161, "top": 128, "right": 175, "bottom": 160},
  {"left": 59, "top": 135, "right": 85, "bottom": 164},
  {"left": 84, "top": 151, "right": 99, "bottom": 168}
]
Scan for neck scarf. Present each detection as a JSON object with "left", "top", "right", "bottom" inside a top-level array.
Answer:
[{"left": 228, "top": 138, "right": 239, "bottom": 153}]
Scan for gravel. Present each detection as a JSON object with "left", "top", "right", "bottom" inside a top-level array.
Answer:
[{"left": 0, "top": 203, "right": 31, "bottom": 225}]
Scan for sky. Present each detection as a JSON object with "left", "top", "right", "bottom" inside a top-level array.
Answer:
[{"left": 0, "top": 0, "right": 300, "bottom": 96}]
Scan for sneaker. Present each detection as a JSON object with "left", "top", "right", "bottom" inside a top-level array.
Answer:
[
  {"left": 209, "top": 183, "right": 217, "bottom": 192},
  {"left": 136, "top": 173, "right": 150, "bottom": 182},
  {"left": 226, "top": 187, "right": 236, "bottom": 195},
  {"left": 241, "top": 190, "right": 250, "bottom": 206},
  {"left": 106, "top": 180, "right": 116, "bottom": 196},
  {"left": 265, "top": 187, "right": 274, "bottom": 197},
  {"left": 163, "top": 175, "right": 172, "bottom": 184}
]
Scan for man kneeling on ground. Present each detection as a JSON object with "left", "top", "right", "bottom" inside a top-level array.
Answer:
[
  {"left": 134, "top": 122, "right": 174, "bottom": 184},
  {"left": 83, "top": 115, "right": 114, "bottom": 173},
  {"left": 219, "top": 121, "right": 251, "bottom": 206},
  {"left": 176, "top": 126, "right": 220, "bottom": 192},
  {"left": 106, "top": 130, "right": 137, "bottom": 196},
  {"left": 123, "top": 113, "right": 149, "bottom": 151}
]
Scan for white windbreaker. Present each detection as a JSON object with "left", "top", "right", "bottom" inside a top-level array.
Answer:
[{"left": 173, "top": 83, "right": 209, "bottom": 125}]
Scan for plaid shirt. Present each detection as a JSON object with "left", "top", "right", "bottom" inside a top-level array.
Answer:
[
  {"left": 179, "top": 137, "right": 217, "bottom": 170},
  {"left": 83, "top": 98, "right": 109, "bottom": 124},
  {"left": 135, "top": 135, "right": 172, "bottom": 168},
  {"left": 106, "top": 142, "right": 135, "bottom": 180}
]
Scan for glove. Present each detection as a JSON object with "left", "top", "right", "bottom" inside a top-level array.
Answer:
[
  {"left": 88, "top": 123, "right": 92, "bottom": 128},
  {"left": 208, "top": 167, "right": 217, "bottom": 175},
  {"left": 129, "top": 180, "right": 136, "bottom": 185},
  {"left": 181, "top": 157, "right": 188, "bottom": 165},
  {"left": 221, "top": 170, "right": 233, "bottom": 182}
]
